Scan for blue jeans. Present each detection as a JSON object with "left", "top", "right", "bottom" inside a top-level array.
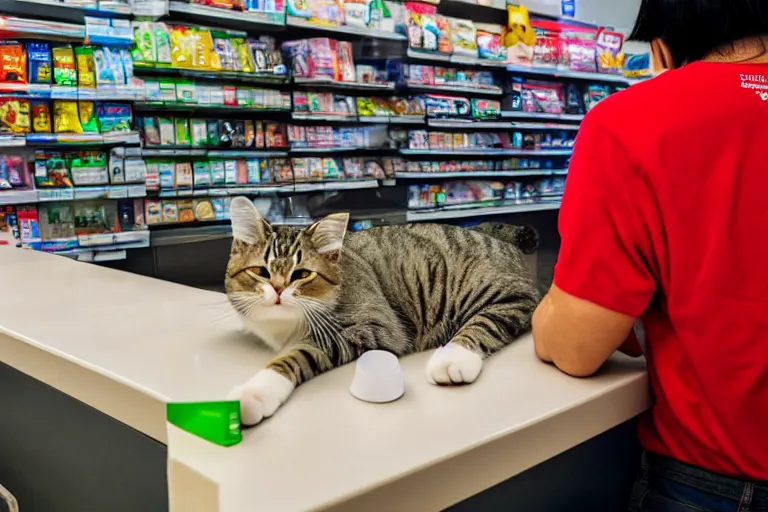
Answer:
[{"left": 629, "top": 452, "right": 768, "bottom": 511}]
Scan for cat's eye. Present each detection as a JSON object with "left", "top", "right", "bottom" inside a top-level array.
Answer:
[
  {"left": 245, "top": 266, "right": 270, "bottom": 280},
  {"left": 290, "top": 269, "right": 312, "bottom": 282}
]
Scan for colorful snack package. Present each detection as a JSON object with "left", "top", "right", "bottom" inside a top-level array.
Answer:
[
  {"left": 178, "top": 199, "right": 195, "bottom": 222},
  {"left": 193, "top": 161, "right": 211, "bottom": 186},
  {"left": 191, "top": 118, "right": 207, "bottom": 147},
  {"left": 53, "top": 100, "right": 83, "bottom": 133},
  {"left": 96, "top": 103, "right": 133, "bottom": 133},
  {"left": 158, "top": 117, "right": 174, "bottom": 145},
  {"left": 174, "top": 118, "right": 191, "bottom": 146},
  {"left": 93, "top": 47, "right": 116, "bottom": 86},
  {"left": 78, "top": 101, "right": 99, "bottom": 133},
  {"left": 175, "top": 161, "right": 193, "bottom": 187},
  {"left": 0, "top": 41, "right": 27, "bottom": 84},
  {"left": 52, "top": 45, "right": 77, "bottom": 86},
  {"left": 74, "top": 46, "right": 96, "bottom": 88},
  {"left": 596, "top": 28, "right": 625, "bottom": 74},
  {"left": 193, "top": 198, "right": 215, "bottom": 221},
  {"left": 145, "top": 200, "right": 162, "bottom": 225},
  {"left": 31, "top": 101, "right": 51, "bottom": 133},
  {"left": 161, "top": 200, "right": 178, "bottom": 223},
  {"left": 0, "top": 98, "right": 30, "bottom": 134},
  {"left": 27, "top": 42, "right": 52, "bottom": 84},
  {"left": 142, "top": 116, "right": 160, "bottom": 145},
  {"left": 119, "top": 48, "right": 134, "bottom": 84}
]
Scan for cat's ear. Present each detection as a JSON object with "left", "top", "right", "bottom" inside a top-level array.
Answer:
[
  {"left": 230, "top": 196, "right": 271, "bottom": 250},
  {"left": 305, "top": 212, "right": 349, "bottom": 256}
]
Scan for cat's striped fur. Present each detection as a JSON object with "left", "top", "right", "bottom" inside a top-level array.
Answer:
[{"left": 225, "top": 197, "right": 540, "bottom": 425}]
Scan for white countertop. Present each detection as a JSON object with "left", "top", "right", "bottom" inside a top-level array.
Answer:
[{"left": 0, "top": 240, "right": 651, "bottom": 511}]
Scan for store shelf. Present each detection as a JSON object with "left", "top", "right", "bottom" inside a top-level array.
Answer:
[
  {"left": 406, "top": 82, "right": 504, "bottom": 96},
  {"left": 0, "top": 15, "right": 86, "bottom": 40},
  {"left": 426, "top": 118, "right": 580, "bottom": 131},
  {"left": 290, "top": 146, "right": 389, "bottom": 154},
  {"left": 37, "top": 184, "right": 146, "bottom": 202},
  {"left": 400, "top": 148, "right": 572, "bottom": 157},
  {"left": 0, "top": 84, "right": 144, "bottom": 100},
  {"left": 406, "top": 200, "right": 562, "bottom": 222},
  {"left": 358, "top": 116, "right": 425, "bottom": 125},
  {"left": 0, "top": 0, "right": 131, "bottom": 22},
  {"left": 0, "top": 132, "right": 141, "bottom": 148},
  {"left": 151, "top": 180, "right": 379, "bottom": 198},
  {"left": 506, "top": 64, "right": 630, "bottom": 83},
  {"left": 286, "top": 16, "right": 406, "bottom": 41},
  {"left": 54, "top": 231, "right": 150, "bottom": 260},
  {"left": 140, "top": 149, "right": 288, "bottom": 158},
  {"left": 151, "top": 224, "right": 232, "bottom": 246},
  {"left": 291, "top": 113, "right": 359, "bottom": 122},
  {"left": 407, "top": 49, "right": 453, "bottom": 62},
  {"left": 427, "top": 119, "right": 514, "bottom": 129},
  {"left": 396, "top": 169, "right": 568, "bottom": 179},
  {"left": 294, "top": 77, "right": 396, "bottom": 91},
  {"left": 502, "top": 111, "right": 585, "bottom": 122},
  {"left": 167, "top": 2, "right": 285, "bottom": 31},
  {"left": 133, "top": 65, "right": 289, "bottom": 86},
  {"left": 0, "top": 190, "right": 39, "bottom": 206},
  {"left": 135, "top": 102, "right": 290, "bottom": 113},
  {"left": 509, "top": 122, "right": 580, "bottom": 131}
]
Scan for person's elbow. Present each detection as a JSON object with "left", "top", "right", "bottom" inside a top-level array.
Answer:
[{"left": 532, "top": 323, "right": 604, "bottom": 378}]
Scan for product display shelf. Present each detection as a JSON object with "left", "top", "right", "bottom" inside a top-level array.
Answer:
[
  {"left": 0, "top": 0, "right": 132, "bottom": 22},
  {"left": 396, "top": 169, "right": 568, "bottom": 179},
  {"left": 0, "top": 132, "right": 141, "bottom": 148},
  {"left": 406, "top": 82, "right": 504, "bottom": 96},
  {"left": 149, "top": 179, "right": 379, "bottom": 198},
  {"left": 501, "top": 111, "right": 585, "bottom": 122},
  {"left": 427, "top": 119, "right": 522, "bottom": 129},
  {"left": 293, "top": 77, "right": 396, "bottom": 92},
  {"left": 52, "top": 231, "right": 151, "bottom": 260},
  {"left": 285, "top": 16, "right": 407, "bottom": 41},
  {"left": 400, "top": 148, "right": 572, "bottom": 157},
  {"left": 140, "top": 149, "right": 288, "bottom": 158},
  {"left": 0, "top": 16, "right": 86, "bottom": 40},
  {"left": 405, "top": 51, "right": 632, "bottom": 85},
  {"left": 289, "top": 146, "right": 397, "bottom": 154},
  {"left": 290, "top": 113, "right": 360, "bottom": 123},
  {"left": 36, "top": 184, "right": 147, "bottom": 202},
  {"left": 406, "top": 199, "right": 562, "bottom": 222},
  {"left": 358, "top": 115, "right": 426, "bottom": 125},
  {"left": 167, "top": 1, "right": 285, "bottom": 32},
  {"left": 0, "top": 84, "right": 143, "bottom": 100},
  {"left": 132, "top": 65, "right": 290, "bottom": 87},
  {"left": 136, "top": 102, "right": 291, "bottom": 114},
  {"left": 0, "top": 190, "right": 39, "bottom": 206}
]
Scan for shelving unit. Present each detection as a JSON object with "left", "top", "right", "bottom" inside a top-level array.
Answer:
[{"left": 0, "top": 0, "right": 648, "bottom": 260}]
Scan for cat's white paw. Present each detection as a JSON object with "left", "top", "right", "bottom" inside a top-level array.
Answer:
[
  {"left": 426, "top": 343, "right": 483, "bottom": 385},
  {"left": 227, "top": 369, "right": 295, "bottom": 426}
]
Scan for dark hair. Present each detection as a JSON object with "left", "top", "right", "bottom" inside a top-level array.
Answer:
[{"left": 629, "top": 0, "right": 768, "bottom": 66}]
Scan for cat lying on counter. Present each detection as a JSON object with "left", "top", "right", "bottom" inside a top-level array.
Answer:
[{"left": 225, "top": 196, "right": 540, "bottom": 426}]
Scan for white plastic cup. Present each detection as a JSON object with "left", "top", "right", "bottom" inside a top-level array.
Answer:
[{"left": 349, "top": 350, "right": 405, "bottom": 403}]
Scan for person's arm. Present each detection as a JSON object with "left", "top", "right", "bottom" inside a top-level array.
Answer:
[
  {"left": 533, "top": 108, "right": 657, "bottom": 376},
  {"left": 532, "top": 285, "right": 638, "bottom": 377}
]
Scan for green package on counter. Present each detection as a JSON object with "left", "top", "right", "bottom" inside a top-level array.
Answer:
[{"left": 167, "top": 401, "right": 242, "bottom": 447}]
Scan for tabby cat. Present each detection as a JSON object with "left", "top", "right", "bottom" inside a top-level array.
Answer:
[{"left": 225, "top": 197, "right": 540, "bottom": 426}]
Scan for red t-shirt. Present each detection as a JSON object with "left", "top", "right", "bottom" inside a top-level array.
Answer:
[{"left": 555, "top": 61, "right": 768, "bottom": 480}]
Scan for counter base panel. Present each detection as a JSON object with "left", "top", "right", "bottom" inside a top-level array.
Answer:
[{"left": 0, "top": 361, "right": 168, "bottom": 512}]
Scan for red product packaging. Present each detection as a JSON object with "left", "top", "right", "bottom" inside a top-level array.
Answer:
[
  {"left": 522, "top": 81, "right": 564, "bottom": 114},
  {"left": 531, "top": 20, "right": 562, "bottom": 69}
]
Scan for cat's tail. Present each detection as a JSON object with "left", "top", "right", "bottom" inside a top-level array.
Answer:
[{"left": 471, "top": 223, "right": 539, "bottom": 255}]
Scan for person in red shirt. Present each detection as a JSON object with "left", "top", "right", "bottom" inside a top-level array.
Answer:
[{"left": 531, "top": 1, "right": 768, "bottom": 510}]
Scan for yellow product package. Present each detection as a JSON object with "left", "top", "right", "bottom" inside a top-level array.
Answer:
[{"left": 53, "top": 101, "right": 83, "bottom": 134}]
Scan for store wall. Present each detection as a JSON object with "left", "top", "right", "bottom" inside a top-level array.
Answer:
[{"left": 573, "top": 0, "right": 641, "bottom": 30}]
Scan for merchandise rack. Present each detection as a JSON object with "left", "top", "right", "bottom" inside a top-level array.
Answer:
[{"left": 0, "top": 0, "right": 650, "bottom": 261}]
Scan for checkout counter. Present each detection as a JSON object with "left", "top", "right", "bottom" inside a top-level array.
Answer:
[{"left": 0, "top": 241, "right": 650, "bottom": 512}]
